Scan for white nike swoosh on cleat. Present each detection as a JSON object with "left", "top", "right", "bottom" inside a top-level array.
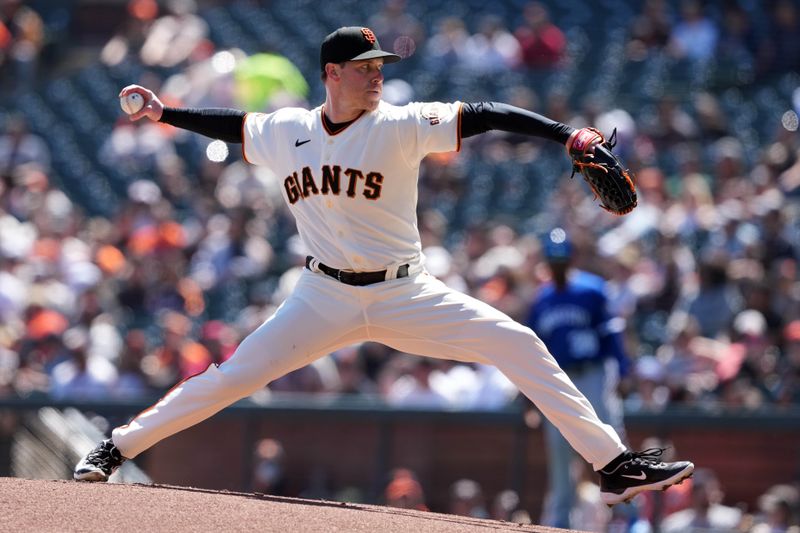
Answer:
[
  {"left": 602, "top": 463, "right": 695, "bottom": 506},
  {"left": 621, "top": 472, "right": 647, "bottom": 480}
]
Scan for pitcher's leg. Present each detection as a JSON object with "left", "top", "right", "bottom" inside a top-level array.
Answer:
[
  {"left": 369, "top": 274, "right": 625, "bottom": 470},
  {"left": 112, "top": 273, "right": 367, "bottom": 458}
]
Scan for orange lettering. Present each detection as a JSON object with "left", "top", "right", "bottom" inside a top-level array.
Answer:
[
  {"left": 321, "top": 165, "right": 341, "bottom": 195},
  {"left": 361, "top": 28, "right": 376, "bottom": 44},
  {"left": 344, "top": 168, "right": 363, "bottom": 198},
  {"left": 363, "top": 172, "right": 383, "bottom": 200},
  {"left": 284, "top": 174, "right": 300, "bottom": 204},
  {"left": 301, "top": 166, "right": 319, "bottom": 197}
]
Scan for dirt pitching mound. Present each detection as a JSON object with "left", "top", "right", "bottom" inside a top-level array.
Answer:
[{"left": 0, "top": 477, "right": 586, "bottom": 532}]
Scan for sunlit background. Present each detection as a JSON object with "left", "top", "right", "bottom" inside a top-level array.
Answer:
[{"left": 1, "top": 0, "right": 799, "bottom": 531}]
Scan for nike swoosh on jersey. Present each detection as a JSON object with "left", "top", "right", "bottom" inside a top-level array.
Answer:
[
  {"left": 295, "top": 139, "right": 311, "bottom": 147},
  {"left": 621, "top": 472, "right": 647, "bottom": 480}
]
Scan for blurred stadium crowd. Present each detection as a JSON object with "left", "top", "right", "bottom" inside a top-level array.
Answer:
[{"left": 1, "top": 0, "right": 800, "bottom": 528}]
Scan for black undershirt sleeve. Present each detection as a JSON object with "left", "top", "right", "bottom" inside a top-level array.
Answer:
[
  {"left": 460, "top": 102, "right": 574, "bottom": 144},
  {"left": 159, "top": 107, "right": 246, "bottom": 144},
  {"left": 157, "top": 103, "right": 571, "bottom": 146}
]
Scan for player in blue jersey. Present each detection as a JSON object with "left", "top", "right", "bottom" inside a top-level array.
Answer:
[{"left": 527, "top": 228, "right": 630, "bottom": 528}]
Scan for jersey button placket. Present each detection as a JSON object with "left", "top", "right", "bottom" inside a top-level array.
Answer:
[{"left": 323, "top": 138, "right": 350, "bottom": 261}]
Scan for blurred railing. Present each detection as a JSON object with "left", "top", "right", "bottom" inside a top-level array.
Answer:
[
  {"left": 3, "top": 393, "right": 800, "bottom": 425},
  {"left": 8, "top": 405, "right": 150, "bottom": 483}
]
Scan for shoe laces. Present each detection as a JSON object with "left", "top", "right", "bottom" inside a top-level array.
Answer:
[
  {"left": 86, "top": 441, "right": 121, "bottom": 468},
  {"left": 628, "top": 447, "right": 667, "bottom": 467}
]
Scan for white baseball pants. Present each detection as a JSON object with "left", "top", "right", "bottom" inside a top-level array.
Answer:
[
  {"left": 112, "top": 269, "right": 626, "bottom": 470},
  {"left": 543, "top": 360, "right": 626, "bottom": 527}
]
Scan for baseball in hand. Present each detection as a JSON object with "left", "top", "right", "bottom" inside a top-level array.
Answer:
[{"left": 120, "top": 92, "right": 145, "bottom": 115}]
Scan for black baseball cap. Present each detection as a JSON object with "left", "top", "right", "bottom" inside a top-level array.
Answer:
[{"left": 320, "top": 26, "right": 401, "bottom": 72}]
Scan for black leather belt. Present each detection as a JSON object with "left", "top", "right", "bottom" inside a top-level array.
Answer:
[{"left": 306, "top": 256, "right": 410, "bottom": 286}]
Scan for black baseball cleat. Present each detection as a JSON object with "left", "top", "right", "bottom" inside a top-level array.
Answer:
[
  {"left": 599, "top": 448, "right": 694, "bottom": 506},
  {"left": 73, "top": 438, "right": 127, "bottom": 482}
]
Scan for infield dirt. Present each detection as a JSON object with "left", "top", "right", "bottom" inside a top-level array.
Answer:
[{"left": 0, "top": 477, "right": 586, "bottom": 532}]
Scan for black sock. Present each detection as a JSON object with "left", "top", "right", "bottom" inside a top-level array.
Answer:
[{"left": 600, "top": 451, "right": 629, "bottom": 473}]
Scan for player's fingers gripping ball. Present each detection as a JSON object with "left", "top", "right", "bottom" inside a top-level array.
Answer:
[
  {"left": 566, "top": 127, "right": 637, "bottom": 216},
  {"left": 120, "top": 92, "right": 145, "bottom": 115}
]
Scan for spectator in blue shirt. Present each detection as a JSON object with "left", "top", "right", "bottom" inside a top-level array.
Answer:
[{"left": 527, "top": 228, "right": 630, "bottom": 529}]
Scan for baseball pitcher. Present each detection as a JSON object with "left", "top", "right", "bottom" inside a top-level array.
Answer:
[{"left": 75, "top": 26, "right": 692, "bottom": 506}]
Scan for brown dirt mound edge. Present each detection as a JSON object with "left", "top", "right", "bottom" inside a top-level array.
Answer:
[{"left": 0, "top": 477, "right": 586, "bottom": 533}]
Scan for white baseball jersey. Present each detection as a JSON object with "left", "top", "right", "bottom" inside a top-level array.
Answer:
[
  {"left": 112, "top": 99, "right": 626, "bottom": 473},
  {"left": 241, "top": 100, "right": 462, "bottom": 271}
]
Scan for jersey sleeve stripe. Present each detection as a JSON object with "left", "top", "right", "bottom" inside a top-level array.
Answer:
[
  {"left": 456, "top": 102, "right": 463, "bottom": 153},
  {"left": 241, "top": 112, "right": 251, "bottom": 164}
]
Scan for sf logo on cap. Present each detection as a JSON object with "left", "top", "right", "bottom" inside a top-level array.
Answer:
[{"left": 361, "top": 28, "right": 376, "bottom": 44}]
